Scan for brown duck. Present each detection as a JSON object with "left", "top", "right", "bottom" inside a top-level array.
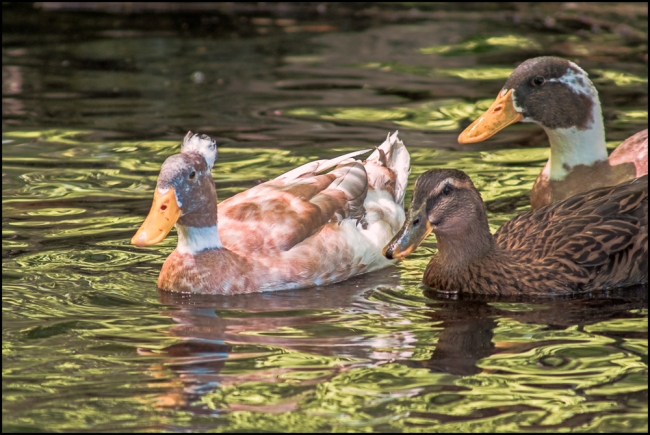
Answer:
[
  {"left": 458, "top": 56, "right": 648, "bottom": 209},
  {"left": 383, "top": 169, "right": 648, "bottom": 296}
]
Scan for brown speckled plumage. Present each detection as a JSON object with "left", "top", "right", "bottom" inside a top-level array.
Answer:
[
  {"left": 390, "top": 169, "right": 647, "bottom": 296},
  {"left": 159, "top": 223, "right": 371, "bottom": 294}
]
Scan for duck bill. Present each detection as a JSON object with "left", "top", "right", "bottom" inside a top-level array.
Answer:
[
  {"left": 131, "top": 188, "right": 182, "bottom": 247},
  {"left": 458, "top": 89, "right": 523, "bottom": 144},
  {"left": 382, "top": 211, "right": 433, "bottom": 260}
]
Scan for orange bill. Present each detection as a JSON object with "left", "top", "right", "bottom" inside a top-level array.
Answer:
[
  {"left": 458, "top": 89, "right": 523, "bottom": 144},
  {"left": 131, "top": 188, "right": 182, "bottom": 247},
  {"left": 382, "top": 209, "right": 433, "bottom": 260}
]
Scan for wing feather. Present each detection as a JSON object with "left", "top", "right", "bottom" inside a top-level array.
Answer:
[
  {"left": 274, "top": 149, "right": 371, "bottom": 183},
  {"left": 218, "top": 133, "right": 410, "bottom": 258},
  {"left": 495, "top": 175, "right": 648, "bottom": 289}
]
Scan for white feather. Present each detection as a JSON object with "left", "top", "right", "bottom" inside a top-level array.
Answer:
[
  {"left": 275, "top": 149, "right": 372, "bottom": 182},
  {"left": 366, "top": 131, "right": 411, "bottom": 206},
  {"left": 176, "top": 224, "right": 223, "bottom": 254},
  {"left": 544, "top": 67, "right": 607, "bottom": 180},
  {"left": 181, "top": 131, "right": 218, "bottom": 168}
]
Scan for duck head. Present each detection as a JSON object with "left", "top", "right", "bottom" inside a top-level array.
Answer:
[
  {"left": 132, "top": 132, "right": 221, "bottom": 251},
  {"left": 458, "top": 56, "right": 602, "bottom": 142},
  {"left": 383, "top": 169, "right": 493, "bottom": 262},
  {"left": 458, "top": 57, "right": 607, "bottom": 178}
]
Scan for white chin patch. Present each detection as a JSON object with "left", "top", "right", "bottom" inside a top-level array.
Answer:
[{"left": 181, "top": 131, "right": 218, "bottom": 168}]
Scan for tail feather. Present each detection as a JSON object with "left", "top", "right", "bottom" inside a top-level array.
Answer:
[{"left": 364, "top": 131, "right": 411, "bottom": 206}]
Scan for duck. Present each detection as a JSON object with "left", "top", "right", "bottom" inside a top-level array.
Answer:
[
  {"left": 457, "top": 56, "right": 648, "bottom": 209},
  {"left": 132, "top": 131, "right": 411, "bottom": 294},
  {"left": 383, "top": 168, "right": 648, "bottom": 296}
]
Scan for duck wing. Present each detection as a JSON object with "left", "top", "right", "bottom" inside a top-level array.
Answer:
[
  {"left": 496, "top": 175, "right": 648, "bottom": 289},
  {"left": 218, "top": 151, "right": 371, "bottom": 254},
  {"left": 609, "top": 129, "right": 648, "bottom": 177}
]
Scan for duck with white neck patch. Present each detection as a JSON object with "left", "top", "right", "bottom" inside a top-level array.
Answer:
[
  {"left": 458, "top": 56, "right": 647, "bottom": 209},
  {"left": 132, "top": 131, "right": 410, "bottom": 294}
]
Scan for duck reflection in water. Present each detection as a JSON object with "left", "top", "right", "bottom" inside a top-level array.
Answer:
[
  {"left": 138, "top": 271, "right": 646, "bottom": 415},
  {"left": 403, "top": 286, "right": 648, "bottom": 377},
  {"left": 139, "top": 270, "right": 416, "bottom": 412}
]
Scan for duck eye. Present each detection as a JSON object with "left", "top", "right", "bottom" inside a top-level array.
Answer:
[
  {"left": 532, "top": 76, "right": 545, "bottom": 86},
  {"left": 442, "top": 184, "right": 452, "bottom": 195},
  {"left": 413, "top": 217, "right": 420, "bottom": 227},
  {"left": 189, "top": 171, "right": 196, "bottom": 180}
]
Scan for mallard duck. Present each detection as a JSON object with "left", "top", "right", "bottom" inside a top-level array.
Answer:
[
  {"left": 383, "top": 168, "right": 648, "bottom": 296},
  {"left": 132, "top": 131, "right": 411, "bottom": 294},
  {"left": 458, "top": 56, "right": 648, "bottom": 209}
]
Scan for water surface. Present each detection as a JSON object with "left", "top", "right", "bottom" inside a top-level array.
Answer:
[{"left": 3, "top": 3, "right": 648, "bottom": 432}]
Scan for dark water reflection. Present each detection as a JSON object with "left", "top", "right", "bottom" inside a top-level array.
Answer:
[
  {"left": 3, "top": 3, "right": 647, "bottom": 432},
  {"left": 147, "top": 285, "right": 648, "bottom": 431}
]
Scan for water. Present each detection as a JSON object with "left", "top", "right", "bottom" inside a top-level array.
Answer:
[{"left": 3, "top": 3, "right": 648, "bottom": 432}]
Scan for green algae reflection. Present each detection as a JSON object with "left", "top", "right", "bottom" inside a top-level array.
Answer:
[
  {"left": 592, "top": 69, "right": 648, "bottom": 86},
  {"left": 357, "top": 62, "right": 514, "bottom": 81},
  {"left": 419, "top": 35, "right": 541, "bottom": 56},
  {"left": 197, "top": 314, "right": 647, "bottom": 432},
  {"left": 286, "top": 99, "right": 494, "bottom": 131}
]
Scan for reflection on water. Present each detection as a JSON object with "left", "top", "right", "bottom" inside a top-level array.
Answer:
[
  {"left": 285, "top": 98, "right": 495, "bottom": 131},
  {"left": 142, "top": 286, "right": 648, "bottom": 431},
  {"left": 2, "top": 3, "right": 647, "bottom": 432},
  {"left": 419, "top": 35, "right": 542, "bottom": 55}
]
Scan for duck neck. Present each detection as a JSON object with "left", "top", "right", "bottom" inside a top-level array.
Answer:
[
  {"left": 176, "top": 224, "right": 223, "bottom": 254},
  {"left": 175, "top": 181, "right": 223, "bottom": 255},
  {"left": 545, "top": 99, "right": 608, "bottom": 181},
  {"left": 434, "top": 218, "right": 496, "bottom": 271}
]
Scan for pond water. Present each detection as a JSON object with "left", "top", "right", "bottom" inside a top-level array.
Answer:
[{"left": 3, "top": 3, "right": 648, "bottom": 432}]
